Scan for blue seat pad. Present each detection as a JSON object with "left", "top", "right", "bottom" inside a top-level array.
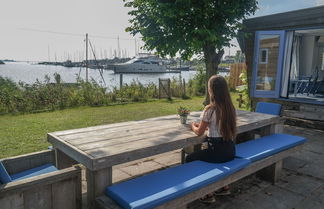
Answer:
[
  {"left": 0, "top": 161, "right": 12, "bottom": 184},
  {"left": 10, "top": 163, "right": 58, "bottom": 181},
  {"left": 235, "top": 134, "right": 306, "bottom": 162},
  {"left": 256, "top": 102, "right": 281, "bottom": 116},
  {"left": 106, "top": 158, "right": 250, "bottom": 209}
]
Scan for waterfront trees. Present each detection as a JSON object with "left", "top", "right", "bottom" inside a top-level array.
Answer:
[{"left": 124, "top": 0, "right": 258, "bottom": 104}]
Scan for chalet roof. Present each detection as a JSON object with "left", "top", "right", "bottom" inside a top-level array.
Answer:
[{"left": 243, "top": 5, "right": 324, "bottom": 31}]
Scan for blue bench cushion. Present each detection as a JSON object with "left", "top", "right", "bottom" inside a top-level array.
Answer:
[
  {"left": 10, "top": 163, "right": 58, "bottom": 181},
  {"left": 235, "top": 134, "right": 306, "bottom": 162},
  {"left": 256, "top": 102, "right": 282, "bottom": 116},
  {"left": 0, "top": 161, "right": 12, "bottom": 184},
  {"left": 106, "top": 159, "right": 250, "bottom": 209}
]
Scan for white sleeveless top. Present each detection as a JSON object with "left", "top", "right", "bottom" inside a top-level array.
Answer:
[{"left": 200, "top": 108, "right": 220, "bottom": 138}]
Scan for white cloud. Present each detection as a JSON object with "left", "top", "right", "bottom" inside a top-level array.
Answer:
[{"left": 316, "top": 0, "right": 324, "bottom": 6}]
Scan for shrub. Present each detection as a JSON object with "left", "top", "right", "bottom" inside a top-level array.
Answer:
[{"left": 187, "top": 66, "right": 206, "bottom": 96}]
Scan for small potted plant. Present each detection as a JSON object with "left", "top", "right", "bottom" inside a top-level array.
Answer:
[{"left": 177, "top": 106, "right": 190, "bottom": 124}]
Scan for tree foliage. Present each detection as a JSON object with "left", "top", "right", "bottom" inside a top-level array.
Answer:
[{"left": 124, "top": 0, "right": 258, "bottom": 60}]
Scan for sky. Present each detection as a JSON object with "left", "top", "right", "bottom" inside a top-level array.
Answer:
[{"left": 1, "top": 0, "right": 324, "bottom": 61}]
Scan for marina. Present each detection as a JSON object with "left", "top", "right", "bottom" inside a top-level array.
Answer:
[{"left": 0, "top": 61, "right": 205, "bottom": 90}]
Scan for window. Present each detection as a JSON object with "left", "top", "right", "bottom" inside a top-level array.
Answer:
[
  {"left": 252, "top": 30, "right": 285, "bottom": 98},
  {"left": 259, "top": 48, "right": 269, "bottom": 64}
]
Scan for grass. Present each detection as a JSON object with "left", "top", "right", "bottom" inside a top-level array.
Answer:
[{"left": 0, "top": 93, "right": 244, "bottom": 159}]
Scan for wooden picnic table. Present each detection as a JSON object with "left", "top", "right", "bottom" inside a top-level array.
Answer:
[{"left": 47, "top": 110, "right": 283, "bottom": 207}]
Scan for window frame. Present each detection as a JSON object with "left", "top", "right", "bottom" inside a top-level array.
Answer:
[
  {"left": 259, "top": 48, "right": 269, "bottom": 64},
  {"left": 251, "top": 30, "right": 286, "bottom": 98}
]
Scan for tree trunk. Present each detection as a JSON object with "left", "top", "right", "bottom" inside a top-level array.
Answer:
[{"left": 203, "top": 45, "right": 224, "bottom": 106}]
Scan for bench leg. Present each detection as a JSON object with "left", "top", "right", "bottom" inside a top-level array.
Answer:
[
  {"left": 257, "top": 160, "right": 283, "bottom": 184},
  {"left": 87, "top": 167, "right": 112, "bottom": 209},
  {"left": 55, "top": 148, "right": 78, "bottom": 169}
]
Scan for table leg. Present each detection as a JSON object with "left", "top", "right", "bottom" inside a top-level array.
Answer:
[
  {"left": 55, "top": 148, "right": 78, "bottom": 169},
  {"left": 86, "top": 167, "right": 112, "bottom": 209},
  {"left": 258, "top": 122, "right": 284, "bottom": 184},
  {"left": 181, "top": 144, "right": 202, "bottom": 164}
]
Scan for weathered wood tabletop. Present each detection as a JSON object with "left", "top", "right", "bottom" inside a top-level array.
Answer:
[{"left": 47, "top": 110, "right": 283, "bottom": 207}]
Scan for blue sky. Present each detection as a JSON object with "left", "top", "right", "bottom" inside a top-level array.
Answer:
[
  {"left": 0, "top": 0, "right": 324, "bottom": 61},
  {"left": 255, "top": 0, "right": 324, "bottom": 16},
  {"left": 225, "top": 0, "right": 324, "bottom": 56}
]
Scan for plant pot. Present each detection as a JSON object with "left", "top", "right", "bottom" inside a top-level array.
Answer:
[{"left": 180, "top": 115, "right": 188, "bottom": 124}]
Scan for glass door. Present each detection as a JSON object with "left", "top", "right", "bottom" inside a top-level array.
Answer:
[{"left": 252, "top": 31, "right": 285, "bottom": 98}]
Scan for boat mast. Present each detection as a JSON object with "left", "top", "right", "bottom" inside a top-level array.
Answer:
[
  {"left": 48, "top": 45, "right": 50, "bottom": 62},
  {"left": 85, "top": 33, "right": 89, "bottom": 82},
  {"left": 117, "top": 36, "right": 121, "bottom": 58},
  {"left": 135, "top": 38, "right": 137, "bottom": 56}
]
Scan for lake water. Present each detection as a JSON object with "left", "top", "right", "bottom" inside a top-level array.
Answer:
[{"left": 0, "top": 62, "right": 228, "bottom": 91}]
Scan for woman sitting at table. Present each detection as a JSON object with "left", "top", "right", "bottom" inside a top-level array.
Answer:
[{"left": 187, "top": 75, "right": 236, "bottom": 202}]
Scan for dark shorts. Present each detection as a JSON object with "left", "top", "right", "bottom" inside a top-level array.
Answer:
[{"left": 186, "top": 137, "right": 235, "bottom": 163}]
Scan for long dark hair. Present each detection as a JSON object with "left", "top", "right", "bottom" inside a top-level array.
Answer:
[{"left": 207, "top": 75, "right": 236, "bottom": 141}]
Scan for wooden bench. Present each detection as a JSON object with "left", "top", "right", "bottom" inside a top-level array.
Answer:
[
  {"left": 0, "top": 150, "right": 82, "bottom": 209},
  {"left": 95, "top": 134, "right": 306, "bottom": 209}
]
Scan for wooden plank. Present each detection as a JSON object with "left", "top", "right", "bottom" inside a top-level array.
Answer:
[
  {"left": 300, "top": 104, "right": 324, "bottom": 113},
  {"left": 2, "top": 150, "right": 55, "bottom": 175},
  {"left": 51, "top": 120, "right": 148, "bottom": 137},
  {"left": 95, "top": 195, "right": 122, "bottom": 209},
  {"left": 0, "top": 166, "right": 81, "bottom": 198},
  {"left": 61, "top": 120, "right": 176, "bottom": 142},
  {"left": 0, "top": 193, "right": 24, "bottom": 209},
  {"left": 237, "top": 117, "right": 282, "bottom": 134},
  {"left": 52, "top": 113, "right": 185, "bottom": 138},
  {"left": 92, "top": 134, "right": 206, "bottom": 170},
  {"left": 52, "top": 180, "right": 76, "bottom": 209},
  {"left": 55, "top": 148, "right": 78, "bottom": 169},
  {"left": 284, "top": 110, "right": 324, "bottom": 121},
  {"left": 87, "top": 167, "right": 112, "bottom": 209},
  {"left": 77, "top": 126, "right": 190, "bottom": 152},
  {"left": 23, "top": 184, "right": 52, "bottom": 209},
  {"left": 284, "top": 116, "right": 324, "bottom": 130},
  {"left": 75, "top": 168, "right": 82, "bottom": 209},
  {"left": 88, "top": 131, "right": 196, "bottom": 159},
  {"left": 48, "top": 133, "right": 94, "bottom": 170},
  {"left": 65, "top": 122, "right": 185, "bottom": 146}
]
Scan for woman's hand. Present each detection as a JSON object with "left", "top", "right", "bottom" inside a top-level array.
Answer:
[
  {"left": 190, "top": 122, "right": 199, "bottom": 130},
  {"left": 190, "top": 121, "right": 209, "bottom": 136}
]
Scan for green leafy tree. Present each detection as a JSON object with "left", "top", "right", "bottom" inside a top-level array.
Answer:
[{"left": 124, "top": 0, "right": 257, "bottom": 104}]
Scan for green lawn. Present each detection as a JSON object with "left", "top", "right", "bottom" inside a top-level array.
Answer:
[
  {"left": 0, "top": 94, "right": 244, "bottom": 159},
  {"left": 0, "top": 97, "right": 203, "bottom": 158}
]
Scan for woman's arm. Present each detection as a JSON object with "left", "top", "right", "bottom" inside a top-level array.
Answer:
[{"left": 190, "top": 121, "right": 209, "bottom": 136}]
